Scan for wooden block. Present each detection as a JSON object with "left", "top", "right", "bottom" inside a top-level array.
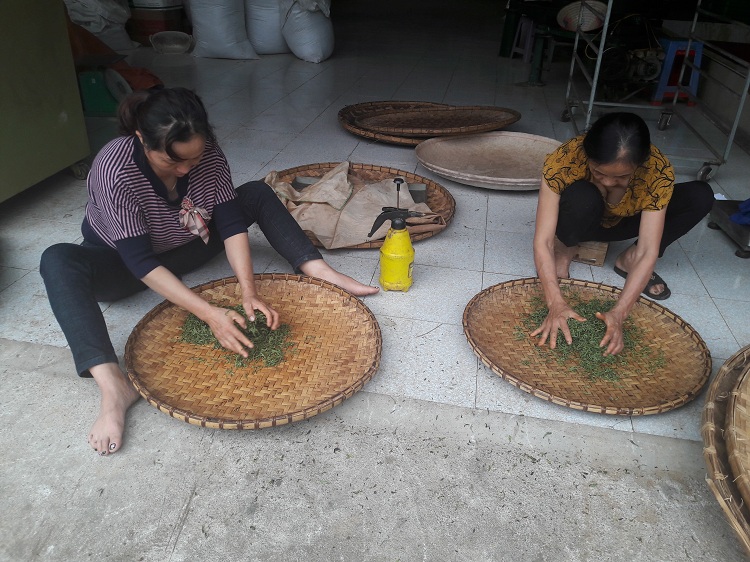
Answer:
[
  {"left": 408, "top": 182, "right": 427, "bottom": 203},
  {"left": 572, "top": 241, "right": 609, "bottom": 267}
]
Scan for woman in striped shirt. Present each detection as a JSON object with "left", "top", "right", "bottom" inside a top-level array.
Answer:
[{"left": 40, "top": 87, "right": 378, "bottom": 457}]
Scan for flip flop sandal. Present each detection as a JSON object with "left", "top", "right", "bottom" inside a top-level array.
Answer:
[{"left": 613, "top": 266, "right": 672, "bottom": 300}]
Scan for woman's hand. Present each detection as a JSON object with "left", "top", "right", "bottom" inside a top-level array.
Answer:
[
  {"left": 204, "top": 297, "right": 280, "bottom": 358},
  {"left": 595, "top": 309, "right": 627, "bottom": 356},
  {"left": 204, "top": 306, "right": 256, "bottom": 357},
  {"left": 530, "top": 301, "right": 586, "bottom": 349},
  {"left": 242, "top": 295, "right": 280, "bottom": 330}
]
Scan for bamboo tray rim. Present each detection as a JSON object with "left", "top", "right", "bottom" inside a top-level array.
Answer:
[
  {"left": 702, "top": 344, "right": 750, "bottom": 557},
  {"left": 725, "top": 358, "right": 750, "bottom": 513},
  {"left": 124, "top": 274, "right": 382, "bottom": 429},
  {"left": 338, "top": 101, "right": 453, "bottom": 146},
  {"left": 415, "top": 131, "right": 562, "bottom": 191},
  {"left": 463, "top": 277, "right": 712, "bottom": 416},
  {"left": 352, "top": 105, "right": 522, "bottom": 138}
]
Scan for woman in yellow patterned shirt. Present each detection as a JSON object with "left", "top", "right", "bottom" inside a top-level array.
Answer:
[{"left": 532, "top": 112, "right": 713, "bottom": 355}]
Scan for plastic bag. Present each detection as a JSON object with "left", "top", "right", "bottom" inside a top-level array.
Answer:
[
  {"left": 63, "top": 0, "right": 129, "bottom": 33},
  {"left": 63, "top": 0, "right": 138, "bottom": 51},
  {"left": 731, "top": 198, "right": 750, "bottom": 225}
]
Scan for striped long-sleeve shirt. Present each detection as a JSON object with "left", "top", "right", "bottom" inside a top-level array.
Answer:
[{"left": 83, "top": 135, "right": 246, "bottom": 278}]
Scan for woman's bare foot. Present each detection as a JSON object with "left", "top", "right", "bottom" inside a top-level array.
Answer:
[
  {"left": 554, "top": 238, "right": 579, "bottom": 279},
  {"left": 299, "top": 259, "right": 379, "bottom": 296},
  {"left": 88, "top": 363, "right": 141, "bottom": 456}
]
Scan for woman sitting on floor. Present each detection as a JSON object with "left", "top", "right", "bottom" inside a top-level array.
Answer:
[{"left": 40, "top": 87, "right": 378, "bottom": 457}]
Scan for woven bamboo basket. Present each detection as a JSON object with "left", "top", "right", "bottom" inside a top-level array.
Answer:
[
  {"left": 463, "top": 278, "right": 711, "bottom": 415},
  {"left": 415, "top": 131, "right": 561, "bottom": 191},
  {"left": 353, "top": 106, "right": 522, "bottom": 138},
  {"left": 338, "top": 101, "right": 452, "bottom": 146},
  {"left": 124, "top": 274, "right": 382, "bottom": 429},
  {"left": 727, "top": 366, "right": 750, "bottom": 508},
  {"left": 702, "top": 345, "right": 750, "bottom": 557},
  {"left": 274, "top": 162, "right": 456, "bottom": 249}
]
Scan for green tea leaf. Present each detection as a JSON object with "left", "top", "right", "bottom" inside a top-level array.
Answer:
[
  {"left": 180, "top": 306, "right": 296, "bottom": 373},
  {"left": 521, "top": 292, "right": 664, "bottom": 382}
]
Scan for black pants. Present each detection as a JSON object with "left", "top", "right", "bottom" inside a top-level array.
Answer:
[
  {"left": 40, "top": 181, "right": 322, "bottom": 376},
  {"left": 555, "top": 180, "right": 715, "bottom": 257}
]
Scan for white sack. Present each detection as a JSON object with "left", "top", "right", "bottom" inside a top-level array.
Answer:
[
  {"left": 245, "top": 0, "right": 290, "bottom": 54},
  {"left": 190, "top": 0, "right": 259, "bottom": 59},
  {"left": 294, "top": 0, "right": 330, "bottom": 17},
  {"left": 280, "top": 0, "right": 334, "bottom": 63}
]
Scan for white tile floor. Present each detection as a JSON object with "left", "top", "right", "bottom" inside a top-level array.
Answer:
[{"left": 1, "top": 5, "right": 749, "bottom": 444}]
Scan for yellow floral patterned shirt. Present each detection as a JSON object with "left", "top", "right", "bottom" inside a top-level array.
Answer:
[{"left": 542, "top": 135, "right": 674, "bottom": 228}]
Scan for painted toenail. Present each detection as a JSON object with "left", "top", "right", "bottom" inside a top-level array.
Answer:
[
  {"left": 109, "top": 443, "right": 116, "bottom": 451},
  {"left": 100, "top": 451, "right": 106, "bottom": 456}
]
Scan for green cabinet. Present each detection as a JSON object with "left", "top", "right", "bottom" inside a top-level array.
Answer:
[{"left": 0, "top": 0, "right": 90, "bottom": 204}]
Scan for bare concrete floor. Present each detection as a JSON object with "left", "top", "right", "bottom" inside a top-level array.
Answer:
[{"left": 1, "top": 338, "right": 744, "bottom": 562}]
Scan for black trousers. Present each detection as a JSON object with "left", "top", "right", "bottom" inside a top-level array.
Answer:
[
  {"left": 555, "top": 180, "right": 715, "bottom": 257},
  {"left": 39, "top": 181, "right": 322, "bottom": 376}
]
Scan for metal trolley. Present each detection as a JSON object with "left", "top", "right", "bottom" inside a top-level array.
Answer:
[{"left": 561, "top": 0, "right": 750, "bottom": 181}]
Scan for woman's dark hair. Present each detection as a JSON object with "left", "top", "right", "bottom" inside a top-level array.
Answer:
[
  {"left": 582, "top": 112, "right": 651, "bottom": 166},
  {"left": 118, "top": 87, "right": 215, "bottom": 161}
]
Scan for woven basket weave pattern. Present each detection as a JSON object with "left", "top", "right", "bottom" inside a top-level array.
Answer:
[
  {"left": 338, "top": 101, "right": 452, "bottom": 145},
  {"left": 275, "top": 162, "right": 456, "bottom": 249},
  {"left": 726, "top": 361, "right": 750, "bottom": 514},
  {"left": 463, "top": 278, "right": 711, "bottom": 415},
  {"left": 125, "top": 275, "right": 382, "bottom": 429},
  {"left": 353, "top": 106, "right": 522, "bottom": 138},
  {"left": 702, "top": 345, "right": 750, "bottom": 556}
]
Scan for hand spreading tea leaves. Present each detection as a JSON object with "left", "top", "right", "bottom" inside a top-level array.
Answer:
[
  {"left": 181, "top": 306, "right": 295, "bottom": 372},
  {"left": 519, "top": 293, "right": 665, "bottom": 381}
]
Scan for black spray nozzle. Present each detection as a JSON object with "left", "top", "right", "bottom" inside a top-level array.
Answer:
[
  {"left": 393, "top": 177, "right": 404, "bottom": 209},
  {"left": 368, "top": 207, "right": 424, "bottom": 237}
]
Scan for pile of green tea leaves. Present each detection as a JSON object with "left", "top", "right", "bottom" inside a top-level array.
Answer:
[
  {"left": 180, "top": 305, "right": 295, "bottom": 373},
  {"left": 518, "top": 292, "right": 665, "bottom": 382}
]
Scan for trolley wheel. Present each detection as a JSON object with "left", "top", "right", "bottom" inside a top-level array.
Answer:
[
  {"left": 70, "top": 161, "right": 90, "bottom": 180},
  {"left": 697, "top": 165, "right": 714, "bottom": 182},
  {"left": 561, "top": 105, "right": 577, "bottom": 122},
  {"left": 707, "top": 221, "right": 720, "bottom": 230},
  {"left": 736, "top": 249, "right": 750, "bottom": 259},
  {"left": 657, "top": 112, "right": 672, "bottom": 131}
]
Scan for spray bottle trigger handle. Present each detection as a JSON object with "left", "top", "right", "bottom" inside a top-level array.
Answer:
[{"left": 368, "top": 214, "right": 387, "bottom": 238}]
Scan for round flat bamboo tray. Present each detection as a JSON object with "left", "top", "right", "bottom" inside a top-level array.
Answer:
[
  {"left": 726, "top": 358, "right": 750, "bottom": 511},
  {"left": 353, "top": 106, "right": 522, "bottom": 138},
  {"left": 463, "top": 278, "right": 711, "bottom": 415},
  {"left": 124, "top": 274, "right": 382, "bottom": 429},
  {"left": 702, "top": 345, "right": 750, "bottom": 557},
  {"left": 339, "top": 101, "right": 452, "bottom": 146},
  {"left": 275, "top": 162, "right": 456, "bottom": 249},
  {"left": 415, "top": 132, "right": 562, "bottom": 191}
]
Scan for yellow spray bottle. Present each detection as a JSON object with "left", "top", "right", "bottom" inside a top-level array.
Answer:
[{"left": 368, "top": 205, "right": 424, "bottom": 292}]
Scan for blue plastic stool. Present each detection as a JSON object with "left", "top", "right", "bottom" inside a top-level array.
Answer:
[{"left": 651, "top": 37, "right": 703, "bottom": 104}]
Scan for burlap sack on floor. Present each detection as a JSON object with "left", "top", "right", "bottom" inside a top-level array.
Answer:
[{"left": 265, "top": 162, "right": 446, "bottom": 249}]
